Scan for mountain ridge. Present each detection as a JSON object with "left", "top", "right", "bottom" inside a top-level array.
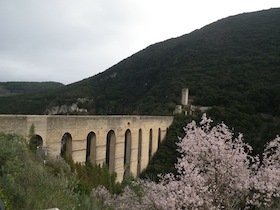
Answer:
[{"left": 0, "top": 8, "right": 279, "bottom": 116}]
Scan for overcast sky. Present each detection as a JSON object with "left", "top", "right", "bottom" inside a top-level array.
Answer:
[{"left": 0, "top": 1, "right": 278, "bottom": 85}]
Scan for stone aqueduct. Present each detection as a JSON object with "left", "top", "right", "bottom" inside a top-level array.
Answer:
[{"left": 0, "top": 115, "right": 174, "bottom": 181}]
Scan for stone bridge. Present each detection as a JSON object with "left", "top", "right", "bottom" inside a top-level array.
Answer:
[{"left": 0, "top": 115, "right": 173, "bottom": 181}]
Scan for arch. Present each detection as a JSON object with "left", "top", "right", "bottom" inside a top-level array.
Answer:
[
  {"left": 106, "top": 130, "right": 116, "bottom": 174},
  {"left": 149, "top": 129, "right": 153, "bottom": 160},
  {"left": 29, "top": 134, "right": 43, "bottom": 153},
  {"left": 158, "top": 128, "right": 161, "bottom": 148},
  {"left": 31, "top": 134, "right": 43, "bottom": 147},
  {"left": 34, "top": 135, "right": 49, "bottom": 156},
  {"left": 35, "top": 135, "right": 43, "bottom": 147},
  {"left": 124, "top": 129, "right": 132, "bottom": 175},
  {"left": 86, "top": 132, "right": 96, "bottom": 164},
  {"left": 60, "top": 133, "right": 72, "bottom": 159},
  {"left": 137, "top": 129, "right": 142, "bottom": 176},
  {"left": 35, "top": 135, "right": 43, "bottom": 153},
  {"left": 29, "top": 134, "right": 43, "bottom": 150}
]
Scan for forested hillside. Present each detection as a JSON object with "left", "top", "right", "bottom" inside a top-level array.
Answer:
[
  {"left": 0, "top": 8, "right": 279, "bottom": 116},
  {"left": 52, "top": 8, "right": 280, "bottom": 116},
  {"left": 0, "top": 8, "right": 279, "bottom": 149},
  {"left": 0, "top": 82, "right": 64, "bottom": 96}
]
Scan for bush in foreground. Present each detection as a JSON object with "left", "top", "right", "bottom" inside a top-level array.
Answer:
[{"left": 0, "top": 132, "right": 103, "bottom": 210}]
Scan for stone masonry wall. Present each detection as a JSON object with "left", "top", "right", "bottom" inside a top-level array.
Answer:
[{"left": 0, "top": 115, "right": 174, "bottom": 182}]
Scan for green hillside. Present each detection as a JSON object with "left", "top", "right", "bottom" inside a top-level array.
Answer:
[
  {"left": 64, "top": 8, "right": 280, "bottom": 116},
  {"left": 0, "top": 82, "right": 64, "bottom": 96},
  {"left": 1, "top": 8, "right": 279, "bottom": 116},
  {"left": 0, "top": 8, "right": 279, "bottom": 117}
]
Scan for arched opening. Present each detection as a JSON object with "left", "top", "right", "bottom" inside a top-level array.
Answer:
[
  {"left": 137, "top": 129, "right": 142, "bottom": 176},
  {"left": 61, "top": 133, "right": 72, "bottom": 159},
  {"left": 124, "top": 129, "right": 132, "bottom": 175},
  {"left": 29, "top": 134, "right": 43, "bottom": 152},
  {"left": 86, "top": 132, "right": 96, "bottom": 164},
  {"left": 106, "top": 130, "right": 116, "bottom": 174},
  {"left": 149, "top": 129, "right": 153, "bottom": 160},
  {"left": 158, "top": 128, "right": 161, "bottom": 148},
  {"left": 34, "top": 135, "right": 48, "bottom": 156},
  {"left": 35, "top": 135, "right": 43, "bottom": 147}
]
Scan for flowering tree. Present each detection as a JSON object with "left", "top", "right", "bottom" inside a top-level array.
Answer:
[
  {"left": 250, "top": 136, "right": 280, "bottom": 208},
  {"left": 92, "top": 114, "right": 280, "bottom": 210}
]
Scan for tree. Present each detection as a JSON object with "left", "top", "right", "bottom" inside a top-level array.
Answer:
[
  {"left": 92, "top": 114, "right": 280, "bottom": 210},
  {"left": 251, "top": 136, "right": 280, "bottom": 208},
  {"left": 28, "top": 123, "right": 37, "bottom": 152}
]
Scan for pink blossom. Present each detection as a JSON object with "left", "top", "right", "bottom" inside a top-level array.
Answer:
[{"left": 92, "top": 115, "right": 280, "bottom": 209}]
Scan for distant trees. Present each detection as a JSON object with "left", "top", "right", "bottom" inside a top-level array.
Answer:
[
  {"left": 93, "top": 114, "right": 280, "bottom": 209},
  {"left": 0, "top": 81, "right": 64, "bottom": 96}
]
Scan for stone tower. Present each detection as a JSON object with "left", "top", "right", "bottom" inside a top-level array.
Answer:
[{"left": 181, "top": 88, "right": 189, "bottom": 106}]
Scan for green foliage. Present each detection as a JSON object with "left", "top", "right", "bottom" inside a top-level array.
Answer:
[
  {"left": 67, "top": 160, "right": 119, "bottom": 194},
  {"left": 0, "top": 9, "right": 278, "bottom": 151},
  {"left": 0, "top": 188, "right": 12, "bottom": 210},
  {"left": 0, "top": 9, "right": 279, "bottom": 195},
  {"left": 0, "top": 131, "right": 138, "bottom": 209},
  {"left": 207, "top": 107, "right": 280, "bottom": 155},
  {"left": 0, "top": 132, "right": 75, "bottom": 209},
  {"left": 0, "top": 81, "right": 64, "bottom": 97},
  {"left": 142, "top": 110, "right": 280, "bottom": 180},
  {"left": 141, "top": 114, "right": 200, "bottom": 181},
  {"left": 0, "top": 132, "right": 104, "bottom": 210},
  {"left": 0, "top": 9, "right": 279, "bottom": 116},
  {"left": 64, "top": 157, "right": 138, "bottom": 196},
  {"left": 28, "top": 123, "right": 37, "bottom": 152}
]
